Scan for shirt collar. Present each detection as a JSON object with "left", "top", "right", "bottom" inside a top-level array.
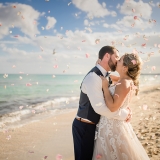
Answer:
[{"left": 96, "top": 64, "right": 108, "bottom": 77}]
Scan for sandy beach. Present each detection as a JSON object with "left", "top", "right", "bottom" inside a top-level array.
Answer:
[{"left": 0, "top": 84, "right": 160, "bottom": 160}]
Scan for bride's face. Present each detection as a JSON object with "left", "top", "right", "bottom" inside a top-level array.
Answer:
[{"left": 116, "top": 55, "right": 127, "bottom": 73}]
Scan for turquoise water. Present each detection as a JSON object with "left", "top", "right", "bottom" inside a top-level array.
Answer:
[
  {"left": 0, "top": 74, "right": 83, "bottom": 101},
  {"left": 0, "top": 73, "right": 159, "bottom": 130}
]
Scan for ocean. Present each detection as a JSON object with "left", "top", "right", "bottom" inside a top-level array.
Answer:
[{"left": 0, "top": 73, "right": 159, "bottom": 131}]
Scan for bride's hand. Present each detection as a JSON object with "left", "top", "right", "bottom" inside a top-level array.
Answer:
[
  {"left": 95, "top": 59, "right": 101, "bottom": 65},
  {"left": 100, "top": 76, "right": 109, "bottom": 88}
]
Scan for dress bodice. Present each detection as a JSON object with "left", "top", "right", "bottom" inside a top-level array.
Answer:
[{"left": 109, "top": 84, "right": 131, "bottom": 109}]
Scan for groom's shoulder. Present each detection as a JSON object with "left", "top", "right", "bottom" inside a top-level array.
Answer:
[{"left": 83, "top": 71, "right": 101, "bottom": 84}]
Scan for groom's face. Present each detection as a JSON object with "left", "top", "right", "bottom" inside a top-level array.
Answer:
[{"left": 108, "top": 49, "right": 120, "bottom": 71}]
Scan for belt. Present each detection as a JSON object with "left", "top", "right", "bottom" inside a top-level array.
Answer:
[{"left": 76, "top": 117, "right": 95, "bottom": 125}]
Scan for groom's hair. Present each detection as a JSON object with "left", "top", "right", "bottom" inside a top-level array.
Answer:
[{"left": 98, "top": 46, "right": 118, "bottom": 59}]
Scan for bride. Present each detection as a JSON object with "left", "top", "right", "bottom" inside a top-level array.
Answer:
[{"left": 92, "top": 53, "right": 150, "bottom": 160}]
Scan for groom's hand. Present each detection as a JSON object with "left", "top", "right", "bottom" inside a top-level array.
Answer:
[{"left": 125, "top": 107, "right": 132, "bottom": 122}]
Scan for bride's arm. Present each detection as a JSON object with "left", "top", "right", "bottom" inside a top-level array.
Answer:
[
  {"left": 100, "top": 76, "right": 130, "bottom": 112},
  {"left": 110, "top": 75, "right": 120, "bottom": 84}
]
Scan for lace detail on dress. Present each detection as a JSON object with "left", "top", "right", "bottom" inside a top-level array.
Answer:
[{"left": 92, "top": 85, "right": 150, "bottom": 160}]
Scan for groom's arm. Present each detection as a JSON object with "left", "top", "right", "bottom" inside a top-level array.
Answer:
[{"left": 82, "top": 72, "right": 129, "bottom": 120}]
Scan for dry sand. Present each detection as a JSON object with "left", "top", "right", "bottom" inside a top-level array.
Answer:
[{"left": 0, "top": 84, "right": 160, "bottom": 160}]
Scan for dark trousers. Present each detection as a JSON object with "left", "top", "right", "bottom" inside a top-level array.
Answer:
[{"left": 72, "top": 118, "right": 96, "bottom": 160}]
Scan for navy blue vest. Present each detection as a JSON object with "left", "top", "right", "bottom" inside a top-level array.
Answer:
[{"left": 77, "top": 66, "right": 104, "bottom": 124}]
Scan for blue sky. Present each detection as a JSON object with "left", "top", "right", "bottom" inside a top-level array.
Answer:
[{"left": 0, "top": 0, "right": 160, "bottom": 74}]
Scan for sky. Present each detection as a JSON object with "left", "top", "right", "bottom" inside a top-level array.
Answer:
[{"left": 0, "top": 0, "right": 160, "bottom": 75}]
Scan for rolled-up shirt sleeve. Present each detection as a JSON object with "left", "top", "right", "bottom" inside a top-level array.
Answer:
[{"left": 82, "top": 72, "right": 129, "bottom": 120}]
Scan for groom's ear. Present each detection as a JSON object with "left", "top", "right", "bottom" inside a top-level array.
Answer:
[{"left": 104, "top": 53, "right": 110, "bottom": 59}]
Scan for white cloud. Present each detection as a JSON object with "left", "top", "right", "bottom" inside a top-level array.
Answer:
[
  {"left": 116, "top": 3, "right": 120, "bottom": 9},
  {"left": 0, "top": 3, "right": 41, "bottom": 39},
  {"left": 45, "top": 16, "right": 57, "bottom": 30},
  {"left": 116, "top": 16, "right": 154, "bottom": 30},
  {"left": 84, "top": 19, "right": 89, "bottom": 26},
  {"left": 111, "top": 11, "right": 117, "bottom": 17},
  {"left": 103, "top": 23, "right": 121, "bottom": 30},
  {"left": 53, "top": 29, "right": 57, "bottom": 33},
  {"left": 1, "top": 29, "right": 160, "bottom": 74},
  {"left": 72, "top": 0, "right": 116, "bottom": 18},
  {"left": 157, "top": 2, "right": 160, "bottom": 7},
  {"left": 119, "top": 0, "right": 152, "bottom": 19},
  {"left": 148, "top": 1, "right": 156, "bottom": 7},
  {"left": 103, "top": 23, "right": 109, "bottom": 28},
  {"left": 102, "top": 2, "right": 106, "bottom": 8}
]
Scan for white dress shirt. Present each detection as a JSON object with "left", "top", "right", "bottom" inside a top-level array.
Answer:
[{"left": 78, "top": 64, "right": 129, "bottom": 121}]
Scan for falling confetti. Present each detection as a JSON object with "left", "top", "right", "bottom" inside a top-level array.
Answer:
[
  {"left": 26, "top": 83, "right": 32, "bottom": 87},
  {"left": 6, "top": 135, "right": 11, "bottom": 140},
  {"left": 28, "top": 151, "right": 34, "bottom": 153},
  {"left": 45, "top": 0, "right": 49, "bottom": 2},
  {"left": 56, "top": 154, "right": 63, "bottom": 160},
  {"left": 41, "top": 27, "right": 45, "bottom": 30},
  {"left": 53, "top": 65, "right": 58, "bottom": 68},
  {"left": 40, "top": 46, "right": 43, "bottom": 51},
  {"left": 12, "top": 5, "right": 16, "bottom": 8},
  {"left": 131, "top": 60, "right": 136, "bottom": 65},
  {"left": 85, "top": 53, "right": 90, "bottom": 58},
  {"left": 111, "top": 41, "right": 115, "bottom": 46},
  {"left": 141, "top": 43, "right": 146, "bottom": 47},
  {"left": 32, "top": 110, "right": 35, "bottom": 114},
  {"left": 134, "top": 16, "right": 138, "bottom": 20},
  {"left": 152, "top": 66, "right": 156, "bottom": 71},
  {"left": 96, "top": 154, "right": 102, "bottom": 159},
  {"left": 14, "top": 35, "right": 19, "bottom": 38},
  {"left": 19, "top": 76, "right": 23, "bottom": 80},
  {"left": 19, "top": 106, "right": 23, "bottom": 109},
  {"left": 3, "top": 74, "right": 8, "bottom": 78},
  {"left": 82, "top": 40, "right": 86, "bottom": 42},
  {"left": 142, "top": 104, "right": 148, "bottom": 110},
  {"left": 53, "top": 49, "right": 56, "bottom": 54},
  {"left": 95, "top": 39, "right": 100, "bottom": 44},
  {"left": 0, "top": 23, "right": 2, "bottom": 26},
  {"left": 52, "top": 75, "right": 56, "bottom": 78},
  {"left": 132, "top": 8, "right": 135, "bottom": 12},
  {"left": 12, "top": 65, "right": 16, "bottom": 68},
  {"left": 44, "top": 156, "right": 48, "bottom": 159},
  {"left": 17, "top": 11, "right": 21, "bottom": 16},
  {"left": 131, "top": 23, "right": 135, "bottom": 27},
  {"left": 4, "top": 85, "right": 6, "bottom": 89},
  {"left": 77, "top": 47, "right": 81, "bottom": 51},
  {"left": 68, "top": 2, "right": 72, "bottom": 6}
]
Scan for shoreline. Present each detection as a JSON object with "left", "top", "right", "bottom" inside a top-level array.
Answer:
[{"left": 0, "top": 84, "right": 160, "bottom": 160}]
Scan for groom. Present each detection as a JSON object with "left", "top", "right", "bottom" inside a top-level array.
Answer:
[{"left": 72, "top": 46, "right": 132, "bottom": 160}]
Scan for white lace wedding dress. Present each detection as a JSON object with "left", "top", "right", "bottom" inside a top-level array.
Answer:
[{"left": 92, "top": 85, "right": 150, "bottom": 160}]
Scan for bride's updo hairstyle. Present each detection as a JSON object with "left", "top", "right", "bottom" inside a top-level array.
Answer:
[{"left": 123, "top": 53, "right": 142, "bottom": 95}]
